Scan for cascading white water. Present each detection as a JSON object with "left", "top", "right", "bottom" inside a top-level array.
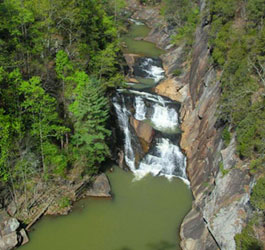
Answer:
[
  {"left": 151, "top": 104, "right": 179, "bottom": 131},
  {"left": 134, "top": 96, "right": 146, "bottom": 121},
  {"left": 129, "top": 18, "right": 144, "bottom": 25},
  {"left": 139, "top": 58, "right": 165, "bottom": 83},
  {"left": 133, "top": 93, "right": 179, "bottom": 132},
  {"left": 134, "top": 138, "right": 187, "bottom": 180},
  {"left": 113, "top": 90, "right": 189, "bottom": 184},
  {"left": 113, "top": 96, "right": 135, "bottom": 170}
]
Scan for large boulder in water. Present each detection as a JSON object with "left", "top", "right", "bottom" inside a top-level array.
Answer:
[
  {"left": 85, "top": 174, "right": 111, "bottom": 198},
  {"left": 130, "top": 117, "right": 154, "bottom": 144}
]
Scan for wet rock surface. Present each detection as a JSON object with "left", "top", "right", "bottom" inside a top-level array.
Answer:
[{"left": 130, "top": 117, "right": 154, "bottom": 144}]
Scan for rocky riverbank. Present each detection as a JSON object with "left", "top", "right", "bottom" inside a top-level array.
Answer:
[
  {"left": 126, "top": 1, "right": 254, "bottom": 249},
  {"left": 0, "top": 170, "right": 111, "bottom": 249}
]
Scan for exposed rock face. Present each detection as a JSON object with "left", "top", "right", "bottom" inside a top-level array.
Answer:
[
  {"left": 124, "top": 53, "right": 140, "bottom": 75},
  {"left": 130, "top": 117, "right": 154, "bottom": 144},
  {"left": 85, "top": 174, "right": 111, "bottom": 198},
  {"left": 128, "top": 1, "right": 253, "bottom": 249},
  {"left": 155, "top": 78, "right": 187, "bottom": 103},
  {"left": 130, "top": 117, "right": 154, "bottom": 153},
  {"left": 0, "top": 210, "right": 29, "bottom": 250}
]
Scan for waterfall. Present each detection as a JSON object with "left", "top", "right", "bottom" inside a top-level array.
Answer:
[
  {"left": 141, "top": 58, "right": 165, "bottom": 83},
  {"left": 134, "top": 96, "right": 146, "bottom": 121},
  {"left": 113, "top": 91, "right": 189, "bottom": 184},
  {"left": 113, "top": 96, "right": 135, "bottom": 170},
  {"left": 133, "top": 58, "right": 165, "bottom": 84},
  {"left": 151, "top": 104, "right": 179, "bottom": 131},
  {"left": 129, "top": 18, "right": 144, "bottom": 25},
  {"left": 134, "top": 138, "right": 187, "bottom": 181}
]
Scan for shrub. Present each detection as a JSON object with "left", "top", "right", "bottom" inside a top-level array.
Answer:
[
  {"left": 235, "top": 222, "right": 263, "bottom": 250},
  {"left": 173, "top": 68, "right": 182, "bottom": 76},
  {"left": 219, "top": 161, "right": 229, "bottom": 177},
  {"left": 222, "top": 126, "right": 231, "bottom": 147},
  {"left": 250, "top": 177, "right": 265, "bottom": 211},
  {"left": 59, "top": 197, "right": 71, "bottom": 209}
]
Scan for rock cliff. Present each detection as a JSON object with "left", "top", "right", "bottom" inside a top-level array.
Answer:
[{"left": 128, "top": 1, "right": 253, "bottom": 249}]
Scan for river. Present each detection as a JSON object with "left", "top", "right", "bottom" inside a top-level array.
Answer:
[{"left": 21, "top": 19, "right": 192, "bottom": 250}]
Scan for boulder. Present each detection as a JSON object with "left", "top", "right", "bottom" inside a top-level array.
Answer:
[
  {"left": 19, "top": 229, "right": 29, "bottom": 246},
  {"left": 2, "top": 218, "right": 20, "bottom": 235},
  {"left": 85, "top": 174, "right": 111, "bottom": 198},
  {"left": 130, "top": 117, "right": 154, "bottom": 144},
  {"left": 124, "top": 54, "right": 140, "bottom": 75},
  {"left": 7, "top": 201, "right": 17, "bottom": 217},
  {"left": 0, "top": 231, "right": 18, "bottom": 250},
  {"left": 0, "top": 210, "right": 29, "bottom": 250}
]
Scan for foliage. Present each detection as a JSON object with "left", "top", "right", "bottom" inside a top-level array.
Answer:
[
  {"left": 69, "top": 73, "right": 111, "bottom": 174},
  {"left": 0, "top": 0, "right": 123, "bottom": 205},
  {"left": 171, "top": 6, "right": 199, "bottom": 47},
  {"left": 173, "top": 68, "right": 182, "bottom": 77},
  {"left": 222, "top": 126, "right": 231, "bottom": 147},
  {"left": 209, "top": 0, "right": 265, "bottom": 167},
  {"left": 250, "top": 177, "right": 265, "bottom": 211},
  {"left": 235, "top": 220, "right": 263, "bottom": 250},
  {"left": 59, "top": 197, "right": 71, "bottom": 209},
  {"left": 140, "top": 0, "right": 161, "bottom": 5},
  {"left": 219, "top": 161, "right": 229, "bottom": 177},
  {"left": 250, "top": 158, "right": 265, "bottom": 174}
]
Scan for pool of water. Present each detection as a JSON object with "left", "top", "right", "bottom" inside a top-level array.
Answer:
[
  {"left": 121, "top": 23, "right": 164, "bottom": 57},
  {"left": 21, "top": 167, "right": 192, "bottom": 250}
]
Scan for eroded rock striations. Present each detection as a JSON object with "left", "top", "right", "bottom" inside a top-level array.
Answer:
[{"left": 127, "top": 1, "right": 253, "bottom": 249}]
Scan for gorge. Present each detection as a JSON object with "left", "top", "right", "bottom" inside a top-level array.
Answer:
[
  {"left": 1, "top": 0, "right": 264, "bottom": 249},
  {"left": 20, "top": 7, "right": 193, "bottom": 250}
]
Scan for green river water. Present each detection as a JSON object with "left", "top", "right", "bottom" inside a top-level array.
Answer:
[
  {"left": 21, "top": 167, "right": 192, "bottom": 250},
  {"left": 121, "top": 23, "right": 164, "bottom": 58},
  {"left": 21, "top": 20, "right": 192, "bottom": 250}
]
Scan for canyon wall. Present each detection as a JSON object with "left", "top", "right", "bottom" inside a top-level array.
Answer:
[{"left": 128, "top": 1, "right": 253, "bottom": 249}]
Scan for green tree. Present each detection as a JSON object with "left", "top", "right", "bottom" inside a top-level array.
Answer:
[
  {"left": 90, "top": 42, "right": 124, "bottom": 87},
  {"left": 69, "top": 72, "right": 111, "bottom": 174},
  {"left": 20, "top": 77, "right": 69, "bottom": 178}
]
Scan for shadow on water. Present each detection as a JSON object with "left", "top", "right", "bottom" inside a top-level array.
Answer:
[
  {"left": 116, "top": 247, "right": 133, "bottom": 250},
  {"left": 116, "top": 241, "right": 175, "bottom": 250},
  {"left": 147, "top": 241, "right": 176, "bottom": 250}
]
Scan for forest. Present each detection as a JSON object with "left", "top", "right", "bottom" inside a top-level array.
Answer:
[{"left": 0, "top": 0, "right": 126, "bottom": 213}]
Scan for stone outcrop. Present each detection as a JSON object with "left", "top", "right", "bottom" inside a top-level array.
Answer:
[
  {"left": 130, "top": 117, "right": 154, "bottom": 144},
  {"left": 0, "top": 210, "right": 29, "bottom": 250},
  {"left": 155, "top": 78, "right": 187, "bottom": 103},
  {"left": 85, "top": 174, "right": 111, "bottom": 198},
  {"left": 130, "top": 117, "right": 154, "bottom": 153},
  {"left": 124, "top": 53, "right": 140, "bottom": 75},
  {"left": 127, "top": 1, "right": 253, "bottom": 249}
]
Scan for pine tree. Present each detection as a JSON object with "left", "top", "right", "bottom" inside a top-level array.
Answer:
[{"left": 69, "top": 72, "right": 111, "bottom": 174}]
